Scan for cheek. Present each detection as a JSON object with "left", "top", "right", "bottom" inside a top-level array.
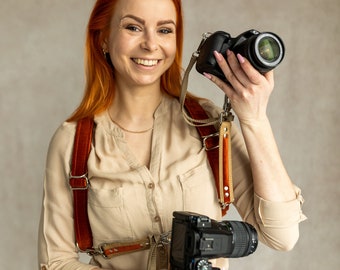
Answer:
[
  {"left": 164, "top": 40, "right": 177, "bottom": 62},
  {"left": 109, "top": 40, "right": 125, "bottom": 57},
  {"left": 108, "top": 32, "right": 131, "bottom": 57},
  {"left": 108, "top": 40, "right": 132, "bottom": 67}
]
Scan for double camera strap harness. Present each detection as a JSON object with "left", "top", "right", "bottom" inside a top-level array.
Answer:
[
  {"left": 69, "top": 33, "right": 235, "bottom": 265},
  {"left": 180, "top": 32, "right": 235, "bottom": 215}
]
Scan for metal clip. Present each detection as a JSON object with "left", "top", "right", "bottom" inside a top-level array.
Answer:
[
  {"left": 69, "top": 172, "right": 90, "bottom": 190},
  {"left": 192, "top": 32, "right": 213, "bottom": 59},
  {"left": 76, "top": 242, "right": 104, "bottom": 257},
  {"left": 219, "top": 201, "right": 231, "bottom": 210},
  {"left": 202, "top": 32, "right": 212, "bottom": 41},
  {"left": 221, "top": 95, "right": 234, "bottom": 124},
  {"left": 202, "top": 132, "right": 219, "bottom": 151},
  {"left": 97, "top": 243, "right": 110, "bottom": 258},
  {"left": 159, "top": 231, "right": 172, "bottom": 246}
]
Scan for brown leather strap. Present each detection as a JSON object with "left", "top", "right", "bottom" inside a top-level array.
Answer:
[
  {"left": 184, "top": 97, "right": 233, "bottom": 216},
  {"left": 219, "top": 121, "right": 234, "bottom": 214},
  {"left": 100, "top": 235, "right": 170, "bottom": 270},
  {"left": 70, "top": 98, "right": 230, "bottom": 255},
  {"left": 69, "top": 117, "right": 94, "bottom": 251},
  {"left": 100, "top": 238, "right": 151, "bottom": 258},
  {"left": 184, "top": 97, "right": 221, "bottom": 205}
]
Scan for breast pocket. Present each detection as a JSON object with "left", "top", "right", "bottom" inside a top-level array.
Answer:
[
  {"left": 88, "top": 187, "right": 134, "bottom": 243},
  {"left": 177, "top": 164, "right": 220, "bottom": 218}
]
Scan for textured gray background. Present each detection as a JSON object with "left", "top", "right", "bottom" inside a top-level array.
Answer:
[{"left": 1, "top": 0, "right": 339, "bottom": 269}]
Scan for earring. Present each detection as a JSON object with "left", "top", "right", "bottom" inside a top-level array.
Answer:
[{"left": 103, "top": 50, "right": 114, "bottom": 68}]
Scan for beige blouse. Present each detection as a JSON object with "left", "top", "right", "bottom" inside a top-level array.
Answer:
[{"left": 38, "top": 95, "right": 306, "bottom": 270}]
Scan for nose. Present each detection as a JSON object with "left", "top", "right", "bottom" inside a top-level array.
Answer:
[{"left": 141, "top": 31, "right": 158, "bottom": 51}]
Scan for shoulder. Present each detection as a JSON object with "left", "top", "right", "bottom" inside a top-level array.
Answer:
[
  {"left": 46, "top": 121, "right": 77, "bottom": 167},
  {"left": 197, "top": 98, "right": 223, "bottom": 118},
  {"left": 50, "top": 121, "right": 77, "bottom": 148}
]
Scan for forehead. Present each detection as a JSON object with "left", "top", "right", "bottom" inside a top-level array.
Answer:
[{"left": 112, "top": 0, "right": 177, "bottom": 23}]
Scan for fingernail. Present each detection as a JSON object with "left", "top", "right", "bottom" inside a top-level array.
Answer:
[
  {"left": 227, "top": 49, "right": 232, "bottom": 56},
  {"left": 203, "top": 72, "right": 212, "bottom": 80},
  {"left": 237, "top": 53, "right": 245, "bottom": 64},
  {"left": 213, "top": 50, "right": 223, "bottom": 61}
]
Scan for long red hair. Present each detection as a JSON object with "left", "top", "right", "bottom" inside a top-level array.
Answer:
[{"left": 67, "top": 0, "right": 184, "bottom": 122}]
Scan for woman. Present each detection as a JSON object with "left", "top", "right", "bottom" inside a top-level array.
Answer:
[{"left": 38, "top": 0, "right": 306, "bottom": 269}]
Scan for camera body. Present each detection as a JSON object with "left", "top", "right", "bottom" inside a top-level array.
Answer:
[
  {"left": 196, "top": 29, "right": 285, "bottom": 81},
  {"left": 170, "top": 211, "right": 258, "bottom": 270}
]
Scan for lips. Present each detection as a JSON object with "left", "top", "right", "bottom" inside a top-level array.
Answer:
[{"left": 132, "top": 58, "right": 159, "bottom": 66}]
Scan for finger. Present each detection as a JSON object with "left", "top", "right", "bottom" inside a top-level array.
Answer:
[
  {"left": 264, "top": 70, "right": 275, "bottom": 89},
  {"left": 203, "top": 72, "right": 236, "bottom": 99},
  {"left": 225, "top": 50, "right": 250, "bottom": 87},
  {"left": 213, "top": 51, "right": 244, "bottom": 91},
  {"left": 234, "top": 53, "right": 263, "bottom": 85}
]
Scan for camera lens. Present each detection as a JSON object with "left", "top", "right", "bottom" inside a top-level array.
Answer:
[
  {"left": 226, "top": 221, "right": 258, "bottom": 258},
  {"left": 254, "top": 33, "right": 284, "bottom": 68},
  {"left": 258, "top": 36, "right": 280, "bottom": 62}
]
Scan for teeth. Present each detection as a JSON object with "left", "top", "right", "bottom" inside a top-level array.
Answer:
[{"left": 134, "top": 59, "right": 158, "bottom": 66}]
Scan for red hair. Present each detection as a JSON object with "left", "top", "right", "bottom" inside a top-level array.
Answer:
[{"left": 67, "top": 0, "right": 183, "bottom": 122}]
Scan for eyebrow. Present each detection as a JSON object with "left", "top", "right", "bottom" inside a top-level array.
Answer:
[{"left": 120, "top": 14, "right": 176, "bottom": 27}]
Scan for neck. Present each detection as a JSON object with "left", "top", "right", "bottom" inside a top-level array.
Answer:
[{"left": 109, "top": 84, "right": 163, "bottom": 129}]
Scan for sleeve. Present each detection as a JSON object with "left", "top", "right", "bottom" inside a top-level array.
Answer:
[
  {"left": 230, "top": 126, "right": 307, "bottom": 251},
  {"left": 198, "top": 99, "right": 307, "bottom": 251},
  {"left": 38, "top": 122, "right": 99, "bottom": 270}
]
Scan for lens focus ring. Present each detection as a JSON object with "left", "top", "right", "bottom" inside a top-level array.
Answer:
[{"left": 254, "top": 33, "right": 284, "bottom": 67}]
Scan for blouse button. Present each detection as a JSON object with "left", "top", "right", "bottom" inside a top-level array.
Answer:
[{"left": 148, "top": 183, "right": 155, "bottom": 189}]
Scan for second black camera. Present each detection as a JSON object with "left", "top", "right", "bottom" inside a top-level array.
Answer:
[{"left": 170, "top": 211, "right": 258, "bottom": 270}]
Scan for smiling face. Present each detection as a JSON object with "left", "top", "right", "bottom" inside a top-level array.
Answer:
[{"left": 105, "top": 0, "right": 177, "bottom": 89}]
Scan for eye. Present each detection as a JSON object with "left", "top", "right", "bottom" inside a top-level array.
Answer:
[
  {"left": 126, "top": 25, "right": 142, "bottom": 32},
  {"left": 159, "top": 28, "right": 173, "bottom": 34}
]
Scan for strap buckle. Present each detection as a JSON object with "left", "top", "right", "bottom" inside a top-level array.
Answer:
[
  {"left": 76, "top": 242, "right": 104, "bottom": 257},
  {"left": 69, "top": 172, "right": 90, "bottom": 190},
  {"left": 202, "top": 132, "right": 219, "bottom": 151}
]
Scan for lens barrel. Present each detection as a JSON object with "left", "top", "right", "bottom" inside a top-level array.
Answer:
[
  {"left": 232, "top": 32, "right": 285, "bottom": 73},
  {"left": 254, "top": 33, "right": 284, "bottom": 70},
  {"left": 225, "top": 221, "right": 258, "bottom": 258},
  {"left": 170, "top": 211, "right": 259, "bottom": 269}
]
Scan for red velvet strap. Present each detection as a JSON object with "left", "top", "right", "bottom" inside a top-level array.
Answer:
[{"left": 70, "top": 117, "right": 94, "bottom": 251}]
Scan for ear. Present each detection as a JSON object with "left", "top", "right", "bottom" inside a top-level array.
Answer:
[{"left": 102, "top": 42, "right": 108, "bottom": 53}]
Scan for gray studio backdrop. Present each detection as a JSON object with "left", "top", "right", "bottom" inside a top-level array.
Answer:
[{"left": 1, "top": 0, "right": 339, "bottom": 269}]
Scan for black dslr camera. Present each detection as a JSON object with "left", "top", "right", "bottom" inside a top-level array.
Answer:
[
  {"left": 196, "top": 29, "right": 285, "bottom": 81},
  {"left": 170, "top": 211, "right": 258, "bottom": 270}
]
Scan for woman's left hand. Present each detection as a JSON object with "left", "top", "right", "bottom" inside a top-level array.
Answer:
[{"left": 204, "top": 50, "right": 274, "bottom": 125}]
